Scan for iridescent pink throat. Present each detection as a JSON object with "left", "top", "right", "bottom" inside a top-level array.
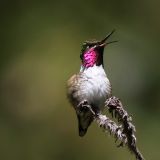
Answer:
[{"left": 82, "top": 47, "right": 98, "bottom": 68}]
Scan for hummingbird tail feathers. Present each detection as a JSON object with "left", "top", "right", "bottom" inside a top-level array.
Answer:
[
  {"left": 79, "top": 126, "right": 87, "bottom": 137},
  {"left": 77, "top": 111, "right": 94, "bottom": 137}
]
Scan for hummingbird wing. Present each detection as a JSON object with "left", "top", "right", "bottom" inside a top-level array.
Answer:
[
  {"left": 67, "top": 73, "right": 94, "bottom": 137},
  {"left": 77, "top": 107, "right": 94, "bottom": 137}
]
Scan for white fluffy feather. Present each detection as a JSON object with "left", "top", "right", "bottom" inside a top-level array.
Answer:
[{"left": 80, "top": 64, "right": 111, "bottom": 109}]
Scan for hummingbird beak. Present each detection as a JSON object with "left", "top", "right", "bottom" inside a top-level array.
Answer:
[{"left": 99, "top": 29, "right": 118, "bottom": 47}]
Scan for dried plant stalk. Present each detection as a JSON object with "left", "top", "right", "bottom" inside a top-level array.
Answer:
[
  {"left": 105, "top": 96, "right": 144, "bottom": 160},
  {"left": 78, "top": 96, "right": 145, "bottom": 160}
]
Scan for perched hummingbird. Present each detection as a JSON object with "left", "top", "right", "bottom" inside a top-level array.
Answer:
[{"left": 67, "top": 30, "right": 116, "bottom": 137}]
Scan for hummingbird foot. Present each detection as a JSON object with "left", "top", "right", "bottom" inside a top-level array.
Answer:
[
  {"left": 77, "top": 100, "right": 88, "bottom": 108},
  {"left": 77, "top": 100, "right": 96, "bottom": 116}
]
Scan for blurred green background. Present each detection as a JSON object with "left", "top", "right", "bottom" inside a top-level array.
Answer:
[{"left": 0, "top": 0, "right": 160, "bottom": 160}]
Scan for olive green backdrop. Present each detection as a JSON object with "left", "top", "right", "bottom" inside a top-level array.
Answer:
[{"left": 0, "top": 0, "right": 160, "bottom": 160}]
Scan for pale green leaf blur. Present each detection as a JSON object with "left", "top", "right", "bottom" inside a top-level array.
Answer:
[{"left": 0, "top": 0, "right": 160, "bottom": 160}]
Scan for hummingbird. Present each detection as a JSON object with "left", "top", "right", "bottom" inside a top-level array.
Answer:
[{"left": 67, "top": 30, "right": 116, "bottom": 137}]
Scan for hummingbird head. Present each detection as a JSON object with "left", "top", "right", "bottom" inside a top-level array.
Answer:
[{"left": 80, "top": 30, "right": 117, "bottom": 70}]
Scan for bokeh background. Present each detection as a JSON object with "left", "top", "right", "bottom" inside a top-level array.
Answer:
[{"left": 0, "top": 0, "right": 160, "bottom": 160}]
